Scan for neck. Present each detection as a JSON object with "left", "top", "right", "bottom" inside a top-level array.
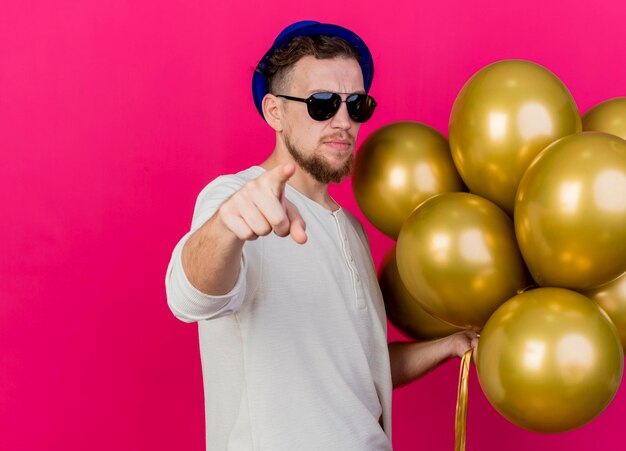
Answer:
[{"left": 259, "top": 149, "right": 340, "bottom": 212}]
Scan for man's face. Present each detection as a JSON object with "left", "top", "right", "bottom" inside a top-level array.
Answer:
[{"left": 278, "top": 55, "right": 365, "bottom": 184}]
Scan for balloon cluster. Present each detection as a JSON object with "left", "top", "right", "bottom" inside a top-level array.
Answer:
[{"left": 354, "top": 60, "right": 626, "bottom": 433}]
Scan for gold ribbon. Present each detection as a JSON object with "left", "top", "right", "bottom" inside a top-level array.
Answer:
[{"left": 455, "top": 348, "right": 472, "bottom": 451}]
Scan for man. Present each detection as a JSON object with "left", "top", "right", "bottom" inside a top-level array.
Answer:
[{"left": 165, "top": 20, "right": 477, "bottom": 451}]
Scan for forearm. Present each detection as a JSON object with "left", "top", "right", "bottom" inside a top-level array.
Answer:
[
  {"left": 181, "top": 211, "right": 244, "bottom": 296},
  {"left": 388, "top": 339, "right": 453, "bottom": 388},
  {"left": 388, "top": 331, "right": 478, "bottom": 389}
]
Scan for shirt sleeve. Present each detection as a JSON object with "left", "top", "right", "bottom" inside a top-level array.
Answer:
[{"left": 165, "top": 174, "right": 249, "bottom": 323}]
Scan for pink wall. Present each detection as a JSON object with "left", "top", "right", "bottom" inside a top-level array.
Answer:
[{"left": 1, "top": 1, "right": 624, "bottom": 449}]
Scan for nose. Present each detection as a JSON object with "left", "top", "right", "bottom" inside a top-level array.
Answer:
[{"left": 329, "top": 100, "right": 353, "bottom": 131}]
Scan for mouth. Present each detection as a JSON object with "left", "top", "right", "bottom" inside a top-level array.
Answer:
[{"left": 324, "top": 140, "right": 352, "bottom": 151}]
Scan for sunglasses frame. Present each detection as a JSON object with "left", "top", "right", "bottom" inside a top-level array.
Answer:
[{"left": 275, "top": 92, "right": 377, "bottom": 123}]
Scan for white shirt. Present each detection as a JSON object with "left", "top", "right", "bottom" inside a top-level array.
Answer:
[{"left": 165, "top": 166, "right": 393, "bottom": 451}]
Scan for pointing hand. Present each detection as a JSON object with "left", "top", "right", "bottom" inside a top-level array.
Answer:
[{"left": 217, "top": 163, "right": 307, "bottom": 244}]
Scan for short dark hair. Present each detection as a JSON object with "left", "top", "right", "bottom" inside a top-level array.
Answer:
[{"left": 265, "top": 35, "right": 360, "bottom": 95}]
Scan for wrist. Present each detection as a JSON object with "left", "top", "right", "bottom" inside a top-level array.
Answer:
[
  {"left": 213, "top": 207, "right": 244, "bottom": 244},
  {"left": 445, "top": 334, "right": 463, "bottom": 359}
]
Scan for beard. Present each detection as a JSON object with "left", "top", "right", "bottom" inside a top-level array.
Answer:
[{"left": 284, "top": 134, "right": 354, "bottom": 184}]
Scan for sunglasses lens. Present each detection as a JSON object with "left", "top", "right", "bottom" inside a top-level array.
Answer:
[
  {"left": 304, "top": 93, "right": 377, "bottom": 122},
  {"left": 346, "top": 94, "right": 377, "bottom": 123},
  {"left": 307, "top": 93, "right": 342, "bottom": 121}
]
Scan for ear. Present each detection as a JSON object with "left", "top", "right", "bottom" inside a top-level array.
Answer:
[{"left": 263, "top": 94, "right": 284, "bottom": 132}]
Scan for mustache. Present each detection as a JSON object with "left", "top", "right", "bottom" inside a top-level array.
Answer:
[{"left": 320, "top": 133, "right": 355, "bottom": 144}]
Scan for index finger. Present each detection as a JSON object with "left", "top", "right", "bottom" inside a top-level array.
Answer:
[{"left": 261, "top": 163, "right": 296, "bottom": 197}]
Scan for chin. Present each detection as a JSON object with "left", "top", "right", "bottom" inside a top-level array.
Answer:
[{"left": 323, "top": 147, "right": 353, "bottom": 161}]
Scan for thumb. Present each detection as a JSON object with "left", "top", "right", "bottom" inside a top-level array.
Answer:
[{"left": 285, "top": 199, "right": 307, "bottom": 244}]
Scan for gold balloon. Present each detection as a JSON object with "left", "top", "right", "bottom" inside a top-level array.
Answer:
[
  {"left": 476, "top": 287, "right": 624, "bottom": 433},
  {"left": 396, "top": 193, "right": 529, "bottom": 330},
  {"left": 584, "top": 272, "right": 626, "bottom": 349},
  {"left": 379, "top": 246, "right": 461, "bottom": 340},
  {"left": 515, "top": 132, "right": 626, "bottom": 290},
  {"left": 449, "top": 60, "right": 582, "bottom": 215},
  {"left": 583, "top": 97, "right": 626, "bottom": 140},
  {"left": 353, "top": 121, "right": 465, "bottom": 239}
]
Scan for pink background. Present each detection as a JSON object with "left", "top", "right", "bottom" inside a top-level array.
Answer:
[{"left": 1, "top": 1, "right": 625, "bottom": 450}]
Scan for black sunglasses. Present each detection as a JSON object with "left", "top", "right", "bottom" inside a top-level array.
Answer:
[{"left": 275, "top": 92, "right": 377, "bottom": 123}]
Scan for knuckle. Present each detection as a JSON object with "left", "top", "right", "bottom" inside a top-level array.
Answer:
[
  {"left": 238, "top": 187, "right": 252, "bottom": 202},
  {"left": 229, "top": 191, "right": 244, "bottom": 207},
  {"left": 218, "top": 209, "right": 237, "bottom": 230},
  {"left": 242, "top": 230, "right": 258, "bottom": 241},
  {"left": 269, "top": 210, "right": 288, "bottom": 226},
  {"left": 257, "top": 223, "right": 272, "bottom": 236},
  {"left": 246, "top": 180, "right": 260, "bottom": 192},
  {"left": 274, "top": 216, "right": 289, "bottom": 230},
  {"left": 217, "top": 204, "right": 230, "bottom": 219}
]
